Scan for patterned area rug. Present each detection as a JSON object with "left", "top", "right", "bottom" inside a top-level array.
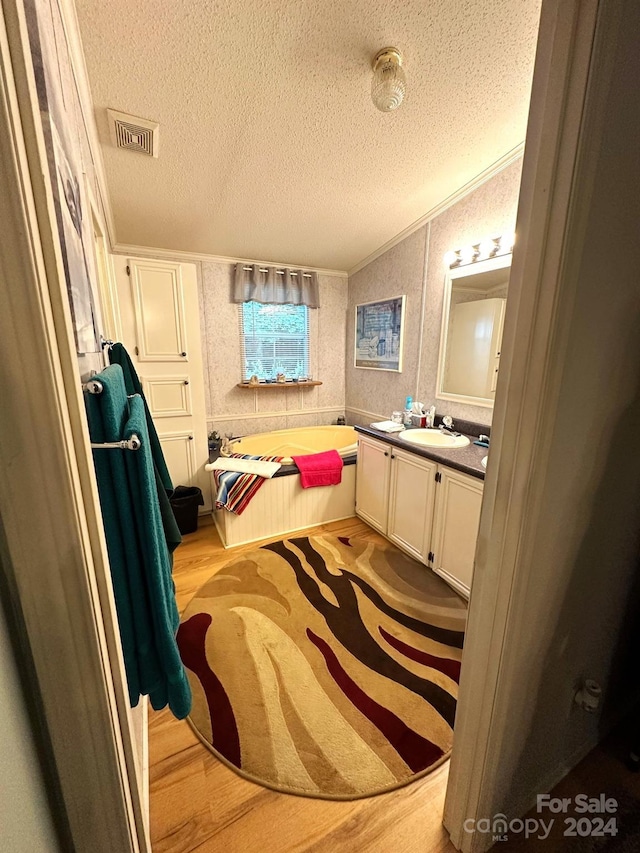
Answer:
[{"left": 177, "top": 534, "right": 467, "bottom": 799}]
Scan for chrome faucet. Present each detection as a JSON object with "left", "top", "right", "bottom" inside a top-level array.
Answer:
[{"left": 440, "top": 415, "right": 462, "bottom": 437}]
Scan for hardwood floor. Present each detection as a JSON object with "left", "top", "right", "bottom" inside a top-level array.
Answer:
[{"left": 149, "top": 516, "right": 456, "bottom": 853}]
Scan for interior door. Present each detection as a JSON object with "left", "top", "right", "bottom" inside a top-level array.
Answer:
[{"left": 448, "top": 298, "right": 506, "bottom": 398}]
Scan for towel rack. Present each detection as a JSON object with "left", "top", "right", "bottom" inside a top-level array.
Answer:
[
  {"left": 82, "top": 378, "right": 103, "bottom": 394},
  {"left": 91, "top": 435, "right": 141, "bottom": 451}
]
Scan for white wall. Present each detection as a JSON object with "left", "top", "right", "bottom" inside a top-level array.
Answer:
[{"left": 0, "top": 596, "right": 60, "bottom": 852}]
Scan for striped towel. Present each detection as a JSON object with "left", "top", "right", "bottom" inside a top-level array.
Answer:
[{"left": 213, "top": 453, "right": 283, "bottom": 516}]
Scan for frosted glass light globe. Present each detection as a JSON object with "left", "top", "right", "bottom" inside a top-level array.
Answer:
[{"left": 371, "top": 48, "right": 406, "bottom": 113}]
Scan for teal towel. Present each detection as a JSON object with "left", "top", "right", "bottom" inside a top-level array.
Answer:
[
  {"left": 85, "top": 370, "right": 144, "bottom": 705},
  {"left": 109, "top": 343, "right": 182, "bottom": 555},
  {"left": 85, "top": 365, "right": 191, "bottom": 718},
  {"left": 123, "top": 394, "right": 191, "bottom": 718}
]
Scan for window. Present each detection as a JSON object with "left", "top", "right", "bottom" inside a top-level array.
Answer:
[{"left": 240, "top": 302, "right": 309, "bottom": 381}]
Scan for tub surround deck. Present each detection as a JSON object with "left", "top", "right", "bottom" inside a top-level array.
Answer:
[
  {"left": 230, "top": 425, "right": 357, "bottom": 464},
  {"left": 213, "top": 465, "right": 356, "bottom": 548},
  {"left": 210, "top": 425, "right": 358, "bottom": 548},
  {"left": 354, "top": 425, "right": 487, "bottom": 480},
  {"left": 208, "top": 448, "right": 357, "bottom": 478}
]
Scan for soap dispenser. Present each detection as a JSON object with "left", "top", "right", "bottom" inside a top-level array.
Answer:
[{"left": 403, "top": 396, "right": 413, "bottom": 426}]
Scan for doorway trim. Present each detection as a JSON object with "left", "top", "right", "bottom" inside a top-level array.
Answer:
[
  {"left": 0, "top": 2, "right": 149, "bottom": 850},
  {"left": 444, "top": 1, "right": 608, "bottom": 850}
]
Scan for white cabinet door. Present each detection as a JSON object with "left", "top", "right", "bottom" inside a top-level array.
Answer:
[
  {"left": 355, "top": 436, "right": 391, "bottom": 534},
  {"left": 387, "top": 448, "right": 437, "bottom": 563},
  {"left": 144, "top": 376, "right": 192, "bottom": 418},
  {"left": 114, "top": 257, "right": 211, "bottom": 510},
  {"left": 130, "top": 259, "right": 188, "bottom": 362},
  {"left": 431, "top": 467, "right": 484, "bottom": 598},
  {"left": 159, "top": 431, "right": 197, "bottom": 486}
]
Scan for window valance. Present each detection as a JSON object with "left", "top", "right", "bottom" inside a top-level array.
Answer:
[{"left": 233, "top": 263, "right": 320, "bottom": 308}]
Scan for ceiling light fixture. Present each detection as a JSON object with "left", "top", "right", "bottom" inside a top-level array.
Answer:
[{"left": 371, "top": 47, "right": 406, "bottom": 112}]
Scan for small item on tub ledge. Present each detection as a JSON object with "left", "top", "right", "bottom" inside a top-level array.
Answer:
[
  {"left": 292, "top": 450, "right": 343, "bottom": 488},
  {"left": 210, "top": 452, "right": 284, "bottom": 515},
  {"left": 205, "top": 457, "right": 281, "bottom": 477},
  {"left": 276, "top": 372, "right": 286, "bottom": 383},
  {"left": 370, "top": 420, "right": 405, "bottom": 433},
  {"left": 248, "top": 374, "right": 260, "bottom": 386}
]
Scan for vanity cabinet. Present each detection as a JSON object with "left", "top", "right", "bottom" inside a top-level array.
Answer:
[{"left": 355, "top": 435, "right": 483, "bottom": 598}]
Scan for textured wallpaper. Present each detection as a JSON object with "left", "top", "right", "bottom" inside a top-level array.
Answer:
[
  {"left": 346, "top": 227, "right": 428, "bottom": 422},
  {"left": 346, "top": 159, "right": 523, "bottom": 429},
  {"left": 200, "top": 262, "right": 347, "bottom": 437}
]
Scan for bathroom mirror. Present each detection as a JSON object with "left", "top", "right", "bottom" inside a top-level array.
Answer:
[{"left": 436, "top": 253, "right": 511, "bottom": 408}]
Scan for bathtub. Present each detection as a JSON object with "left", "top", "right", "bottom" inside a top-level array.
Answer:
[
  {"left": 212, "top": 425, "right": 357, "bottom": 548},
  {"left": 230, "top": 425, "right": 358, "bottom": 463}
]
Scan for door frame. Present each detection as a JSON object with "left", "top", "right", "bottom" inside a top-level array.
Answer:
[
  {"left": 0, "top": 0, "right": 619, "bottom": 850},
  {"left": 0, "top": 2, "right": 149, "bottom": 851},
  {"left": 444, "top": 0, "right": 609, "bottom": 849}
]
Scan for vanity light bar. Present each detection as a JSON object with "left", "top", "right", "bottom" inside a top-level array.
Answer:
[{"left": 444, "top": 232, "right": 515, "bottom": 268}]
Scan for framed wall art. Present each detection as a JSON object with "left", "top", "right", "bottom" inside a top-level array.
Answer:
[{"left": 354, "top": 295, "right": 405, "bottom": 372}]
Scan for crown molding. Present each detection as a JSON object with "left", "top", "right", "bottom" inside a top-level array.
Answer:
[
  {"left": 347, "top": 143, "right": 525, "bottom": 277},
  {"left": 111, "top": 243, "right": 349, "bottom": 279}
]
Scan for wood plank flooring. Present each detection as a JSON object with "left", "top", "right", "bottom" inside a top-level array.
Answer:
[{"left": 149, "top": 516, "right": 456, "bottom": 853}]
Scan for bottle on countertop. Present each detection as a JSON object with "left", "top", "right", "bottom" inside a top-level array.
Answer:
[
  {"left": 426, "top": 405, "right": 436, "bottom": 429},
  {"left": 403, "top": 395, "right": 413, "bottom": 426}
]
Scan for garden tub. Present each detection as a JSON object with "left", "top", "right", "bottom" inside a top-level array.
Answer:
[
  {"left": 230, "top": 425, "right": 358, "bottom": 464},
  {"left": 213, "top": 425, "right": 357, "bottom": 547}
]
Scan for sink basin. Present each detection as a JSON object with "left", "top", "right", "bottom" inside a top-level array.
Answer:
[
  {"left": 398, "top": 429, "right": 470, "bottom": 449},
  {"left": 481, "top": 456, "right": 488, "bottom": 468}
]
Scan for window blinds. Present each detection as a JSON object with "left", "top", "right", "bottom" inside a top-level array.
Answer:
[{"left": 239, "top": 302, "right": 309, "bottom": 381}]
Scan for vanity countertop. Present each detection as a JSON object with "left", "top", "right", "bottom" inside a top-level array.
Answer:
[{"left": 354, "top": 425, "right": 487, "bottom": 480}]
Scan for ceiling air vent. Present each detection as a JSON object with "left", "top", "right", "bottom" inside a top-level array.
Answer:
[{"left": 107, "top": 109, "right": 159, "bottom": 157}]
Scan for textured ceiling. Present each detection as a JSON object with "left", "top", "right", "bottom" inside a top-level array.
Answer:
[{"left": 75, "top": 0, "right": 541, "bottom": 271}]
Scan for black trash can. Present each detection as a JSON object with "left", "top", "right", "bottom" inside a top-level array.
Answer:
[{"left": 169, "top": 486, "right": 204, "bottom": 535}]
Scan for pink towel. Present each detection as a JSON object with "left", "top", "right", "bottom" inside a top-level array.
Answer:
[{"left": 292, "top": 449, "right": 344, "bottom": 488}]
